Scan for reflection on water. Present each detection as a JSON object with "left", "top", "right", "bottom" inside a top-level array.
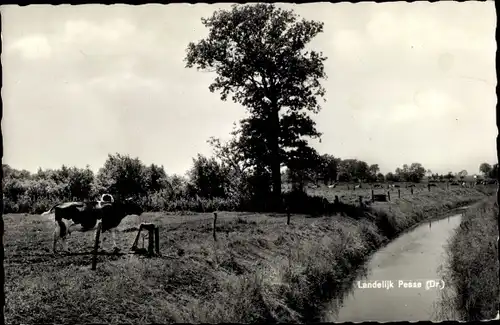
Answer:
[{"left": 323, "top": 214, "right": 463, "bottom": 322}]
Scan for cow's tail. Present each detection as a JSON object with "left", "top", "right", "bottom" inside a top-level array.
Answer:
[{"left": 42, "top": 203, "right": 59, "bottom": 216}]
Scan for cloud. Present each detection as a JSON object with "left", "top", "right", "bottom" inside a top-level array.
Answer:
[{"left": 8, "top": 34, "right": 52, "bottom": 60}]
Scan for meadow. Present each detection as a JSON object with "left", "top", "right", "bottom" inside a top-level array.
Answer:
[{"left": 3, "top": 184, "right": 493, "bottom": 323}]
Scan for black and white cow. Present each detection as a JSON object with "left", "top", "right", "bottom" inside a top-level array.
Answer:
[{"left": 43, "top": 194, "right": 143, "bottom": 253}]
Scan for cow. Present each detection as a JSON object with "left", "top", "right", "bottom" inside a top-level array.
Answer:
[
  {"left": 327, "top": 183, "right": 337, "bottom": 189},
  {"left": 373, "top": 184, "right": 382, "bottom": 188},
  {"left": 43, "top": 194, "right": 143, "bottom": 254},
  {"left": 429, "top": 183, "right": 438, "bottom": 187}
]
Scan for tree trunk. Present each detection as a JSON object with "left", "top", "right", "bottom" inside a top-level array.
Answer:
[{"left": 269, "top": 106, "right": 281, "bottom": 212}]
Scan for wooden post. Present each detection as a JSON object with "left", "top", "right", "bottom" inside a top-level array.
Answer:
[
  {"left": 446, "top": 182, "right": 449, "bottom": 190},
  {"left": 334, "top": 195, "right": 339, "bottom": 204},
  {"left": 398, "top": 189, "right": 401, "bottom": 198},
  {"left": 371, "top": 189, "right": 374, "bottom": 202},
  {"left": 411, "top": 187, "right": 414, "bottom": 195},
  {"left": 213, "top": 212, "right": 218, "bottom": 242},
  {"left": 287, "top": 211, "right": 291, "bottom": 225},
  {"left": 148, "top": 227, "right": 154, "bottom": 256},
  {"left": 155, "top": 226, "right": 160, "bottom": 256},
  {"left": 387, "top": 191, "right": 391, "bottom": 201},
  {"left": 131, "top": 224, "right": 144, "bottom": 252},
  {"left": 358, "top": 196, "right": 363, "bottom": 206},
  {"left": 92, "top": 221, "right": 102, "bottom": 271},
  {"left": 428, "top": 184, "right": 431, "bottom": 192}
]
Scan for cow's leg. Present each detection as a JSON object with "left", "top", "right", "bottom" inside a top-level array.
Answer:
[
  {"left": 62, "top": 235, "right": 70, "bottom": 253},
  {"left": 67, "top": 221, "right": 78, "bottom": 235},
  {"left": 100, "top": 231, "right": 107, "bottom": 252},
  {"left": 111, "top": 228, "right": 120, "bottom": 253},
  {"left": 52, "top": 223, "right": 60, "bottom": 253}
]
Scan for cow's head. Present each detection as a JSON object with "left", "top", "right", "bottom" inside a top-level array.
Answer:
[{"left": 122, "top": 197, "right": 144, "bottom": 216}]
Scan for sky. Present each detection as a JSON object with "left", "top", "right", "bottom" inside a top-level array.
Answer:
[{"left": 1, "top": 2, "right": 497, "bottom": 177}]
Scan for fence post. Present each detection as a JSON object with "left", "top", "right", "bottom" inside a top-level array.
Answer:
[
  {"left": 358, "top": 196, "right": 363, "bottom": 206},
  {"left": 428, "top": 183, "right": 431, "bottom": 192},
  {"left": 334, "top": 195, "right": 339, "bottom": 204},
  {"left": 398, "top": 189, "right": 401, "bottom": 198},
  {"left": 91, "top": 221, "right": 102, "bottom": 271},
  {"left": 287, "top": 210, "right": 291, "bottom": 225},
  {"left": 213, "top": 212, "right": 218, "bottom": 242},
  {"left": 387, "top": 191, "right": 391, "bottom": 201},
  {"left": 371, "top": 189, "right": 374, "bottom": 202},
  {"left": 411, "top": 188, "right": 414, "bottom": 195},
  {"left": 154, "top": 226, "right": 160, "bottom": 256}
]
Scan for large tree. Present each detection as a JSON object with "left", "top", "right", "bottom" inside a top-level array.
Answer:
[{"left": 185, "top": 3, "right": 327, "bottom": 209}]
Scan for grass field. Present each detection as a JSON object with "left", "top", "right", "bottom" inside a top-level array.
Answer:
[
  {"left": 3, "top": 186, "right": 493, "bottom": 323},
  {"left": 435, "top": 195, "right": 499, "bottom": 321}
]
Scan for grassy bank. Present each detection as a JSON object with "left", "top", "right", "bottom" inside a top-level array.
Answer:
[
  {"left": 435, "top": 194, "right": 499, "bottom": 321},
  {"left": 4, "top": 187, "right": 489, "bottom": 323}
]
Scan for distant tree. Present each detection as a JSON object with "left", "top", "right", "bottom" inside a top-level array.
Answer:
[
  {"left": 479, "top": 163, "right": 493, "bottom": 177},
  {"left": 368, "top": 164, "right": 380, "bottom": 182},
  {"left": 95, "top": 153, "right": 148, "bottom": 199},
  {"left": 188, "top": 154, "right": 230, "bottom": 199},
  {"left": 164, "top": 174, "right": 191, "bottom": 200},
  {"left": 66, "top": 167, "right": 94, "bottom": 200},
  {"left": 2, "top": 165, "right": 31, "bottom": 181},
  {"left": 338, "top": 159, "right": 353, "bottom": 182},
  {"left": 457, "top": 170, "right": 468, "bottom": 180},
  {"left": 3, "top": 177, "right": 28, "bottom": 203},
  {"left": 185, "top": 3, "right": 327, "bottom": 210},
  {"left": 317, "top": 154, "right": 340, "bottom": 185},
  {"left": 385, "top": 172, "right": 399, "bottom": 182},
  {"left": 144, "top": 164, "right": 169, "bottom": 193},
  {"left": 338, "top": 159, "right": 370, "bottom": 182},
  {"left": 376, "top": 173, "right": 385, "bottom": 183},
  {"left": 408, "top": 163, "right": 426, "bottom": 183},
  {"left": 394, "top": 167, "right": 404, "bottom": 181},
  {"left": 286, "top": 146, "right": 321, "bottom": 191},
  {"left": 393, "top": 163, "right": 426, "bottom": 183},
  {"left": 445, "top": 171, "right": 455, "bottom": 181}
]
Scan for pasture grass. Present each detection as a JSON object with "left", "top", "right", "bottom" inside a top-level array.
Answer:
[
  {"left": 435, "top": 195, "right": 499, "bottom": 321},
  {"left": 3, "top": 186, "right": 491, "bottom": 323}
]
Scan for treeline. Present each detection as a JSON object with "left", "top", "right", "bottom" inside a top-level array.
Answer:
[
  {"left": 309, "top": 156, "right": 428, "bottom": 185},
  {"left": 295, "top": 155, "right": 498, "bottom": 185},
  {"left": 2, "top": 153, "right": 273, "bottom": 214},
  {"left": 3, "top": 150, "right": 494, "bottom": 215}
]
